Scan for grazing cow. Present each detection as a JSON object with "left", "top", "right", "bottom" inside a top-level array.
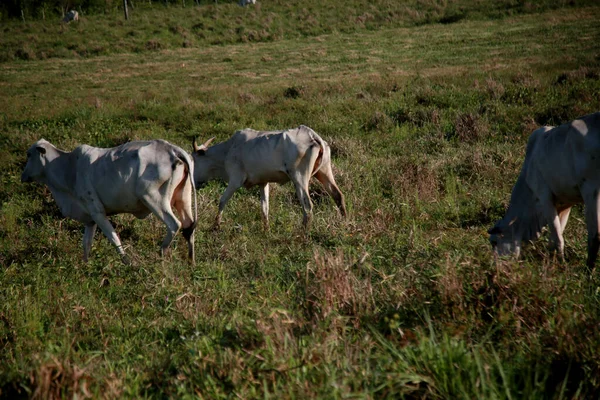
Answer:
[
  {"left": 192, "top": 125, "right": 346, "bottom": 230},
  {"left": 239, "top": 0, "right": 256, "bottom": 6},
  {"left": 21, "top": 139, "right": 197, "bottom": 264},
  {"left": 62, "top": 10, "right": 79, "bottom": 23},
  {"left": 488, "top": 112, "right": 600, "bottom": 268}
]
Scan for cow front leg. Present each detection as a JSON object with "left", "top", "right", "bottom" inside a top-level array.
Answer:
[
  {"left": 215, "top": 178, "right": 244, "bottom": 229},
  {"left": 260, "top": 183, "right": 270, "bottom": 230},
  {"left": 559, "top": 207, "right": 571, "bottom": 231},
  {"left": 92, "top": 214, "right": 130, "bottom": 265},
  {"left": 82, "top": 223, "right": 97, "bottom": 262},
  {"left": 536, "top": 192, "right": 564, "bottom": 262}
]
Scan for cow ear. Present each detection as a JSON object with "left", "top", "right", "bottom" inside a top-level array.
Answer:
[
  {"left": 488, "top": 226, "right": 501, "bottom": 235},
  {"left": 36, "top": 146, "right": 46, "bottom": 155}
]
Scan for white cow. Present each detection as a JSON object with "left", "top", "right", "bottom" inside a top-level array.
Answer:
[
  {"left": 192, "top": 125, "right": 346, "bottom": 230},
  {"left": 62, "top": 10, "right": 79, "bottom": 23},
  {"left": 21, "top": 139, "right": 197, "bottom": 264},
  {"left": 488, "top": 112, "right": 600, "bottom": 268},
  {"left": 239, "top": 0, "right": 256, "bottom": 6}
]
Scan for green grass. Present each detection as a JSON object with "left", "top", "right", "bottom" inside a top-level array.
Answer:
[
  {"left": 1, "top": 1, "right": 600, "bottom": 398},
  {"left": 1, "top": 0, "right": 597, "bottom": 62}
]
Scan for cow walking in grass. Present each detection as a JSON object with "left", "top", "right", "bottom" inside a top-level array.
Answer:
[
  {"left": 192, "top": 125, "right": 346, "bottom": 231},
  {"left": 62, "top": 10, "right": 79, "bottom": 23},
  {"left": 488, "top": 112, "right": 600, "bottom": 268},
  {"left": 21, "top": 139, "right": 197, "bottom": 264}
]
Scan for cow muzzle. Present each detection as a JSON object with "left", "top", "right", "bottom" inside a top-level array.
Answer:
[{"left": 21, "top": 173, "right": 32, "bottom": 183}]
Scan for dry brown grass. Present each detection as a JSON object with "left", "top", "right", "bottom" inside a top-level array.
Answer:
[
  {"left": 302, "top": 250, "right": 374, "bottom": 324},
  {"left": 454, "top": 112, "right": 490, "bottom": 143},
  {"left": 31, "top": 357, "right": 93, "bottom": 400},
  {"left": 484, "top": 77, "right": 505, "bottom": 100},
  {"left": 175, "top": 291, "right": 221, "bottom": 321},
  {"left": 394, "top": 159, "right": 439, "bottom": 201}
]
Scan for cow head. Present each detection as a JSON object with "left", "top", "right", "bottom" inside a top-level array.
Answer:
[
  {"left": 191, "top": 136, "right": 216, "bottom": 187},
  {"left": 21, "top": 139, "right": 50, "bottom": 183},
  {"left": 487, "top": 223, "right": 521, "bottom": 258}
]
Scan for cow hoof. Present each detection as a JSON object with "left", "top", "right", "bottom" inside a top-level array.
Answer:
[
  {"left": 160, "top": 248, "right": 173, "bottom": 259},
  {"left": 121, "top": 255, "right": 132, "bottom": 265}
]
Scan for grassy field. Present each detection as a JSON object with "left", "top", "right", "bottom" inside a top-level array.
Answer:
[{"left": 1, "top": 1, "right": 600, "bottom": 398}]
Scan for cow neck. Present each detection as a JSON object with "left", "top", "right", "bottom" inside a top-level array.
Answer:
[
  {"left": 44, "top": 146, "right": 76, "bottom": 193},
  {"left": 206, "top": 141, "right": 231, "bottom": 181},
  {"left": 502, "top": 170, "right": 543, "bottom": 243}
]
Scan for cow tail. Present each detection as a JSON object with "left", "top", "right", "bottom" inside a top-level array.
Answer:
[
  {"left": 306, "top": 127, "right": 328, "bottom": 176},
  {"left": 174, "top": 147, "right": 198, "bottom": 228}
]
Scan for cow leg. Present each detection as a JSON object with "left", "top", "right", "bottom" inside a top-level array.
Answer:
[
  {"left": 290, "top": 145, "right": 322, "bottom": 232},
  {"left": 91, "top": 214, "right": 130, "bottom": 264},
  {"left": 141, "top": 196, "right": 182, "bottom": 258},
  {"left": 539, "top": 199, "right": 565, "bottom": 261},
  {"left": 291, "top": 172, "right": 313, "bottom": 231},
  {"left": 314, "top": 165, "right": 346, "bottom": 217},
  {"left": 260, "top": 183, "right": 270, "bottom": 230},
  {"left": 559, "top": 207, "right": 571, "bottom": 231},
  {"left": 82, "top": 223, "right": 97, "bottom": 262},
  {"left": 215, "top": 177, "right": 244, "bottom": 229},
  {"left": 582, "top": 186, "right": 600, "bottom": 269}
]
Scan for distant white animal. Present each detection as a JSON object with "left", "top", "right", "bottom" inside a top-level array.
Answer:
[
  {"left": 62, "top": 10, "right": 79, "bottom": 23},
  {"left": 489, "top": 112, "right": 600, "bottom": 268},
  {"left": 21, "top": 139, "right": 197, "bottom": 264},
  {"left": 192, "top": 125, "right": 346, "bottom": 230},
  {"left": 239, "top": 0, "right": 256, "bottom": 6}
]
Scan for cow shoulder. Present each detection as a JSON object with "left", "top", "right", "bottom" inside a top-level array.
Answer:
[{"left": 73, "top": 144, "right": 102, "bottom": 164}]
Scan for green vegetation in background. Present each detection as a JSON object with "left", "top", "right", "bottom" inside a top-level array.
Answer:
[{"left": 1, "top": 0, "right": 598, "bottom": 62}]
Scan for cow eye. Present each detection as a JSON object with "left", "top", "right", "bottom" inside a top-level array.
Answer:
[{"left": 26, "top": 153, "right": 31, "bottom": 158}]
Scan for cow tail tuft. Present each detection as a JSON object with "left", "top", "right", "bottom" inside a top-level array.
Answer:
[{"left": 182, "top": 221, "right": 197, "bottom": 241}]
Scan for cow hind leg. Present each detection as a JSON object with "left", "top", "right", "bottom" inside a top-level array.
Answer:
[
  {"left": 290, "top": 170, "right": 314, "bottom": 231},
  {"left": 292, "top": 147, "right": 322, "bottom": 231},
  {"left": 314, "top": 164, "right": 346, "bottom": 217},
  {"left": 292, "top": 175, "right": 312, "bottom": 231},
  {"left": 583, "top": 187, "right": 600, "bottom": 270},
  {"left": 141, "top": 195, "right": 182, "bottom": 258}
]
